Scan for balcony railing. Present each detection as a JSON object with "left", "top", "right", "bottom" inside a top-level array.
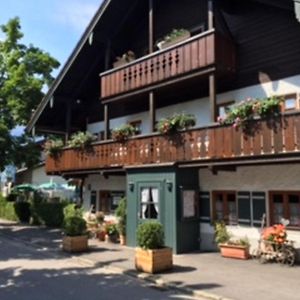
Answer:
[
  {"left": 100, "top": 29, "right": 235, "bottom": 100},
  {"left": 46, "top": 112, "right": 300, "bottom": 174}
]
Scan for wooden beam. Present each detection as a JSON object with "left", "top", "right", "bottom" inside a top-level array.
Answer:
[
  {"left": 149, "top": 0, "right": 154, "bottom": 53},
  {"left": 65, "top": 100, "right": 72, "bottom": 142},
  {"left": 208, "top": 0, "right": 214, "bottom": 30},
  {"left": 209, "top": 74, "right": 217, "bottom": 122},
  {"left": 149, "top": 91, "right": 155, "bottom": 132},
  {"left": 104, "top": 104, "right": 109, "bottom": 140}
]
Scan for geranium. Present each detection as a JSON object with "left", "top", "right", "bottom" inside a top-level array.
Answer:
[{"left": 262, "top": 224, "right": 287, "bottom": 245}]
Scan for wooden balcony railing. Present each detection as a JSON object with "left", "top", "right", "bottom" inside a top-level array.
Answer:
[
  {"left": 100, "top": 29, "right": 235, "bottom": 100},
  {"left": 46, "top": 113, "right": 300, "bottom": 174}
]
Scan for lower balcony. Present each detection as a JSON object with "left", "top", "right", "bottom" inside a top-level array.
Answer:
[{"left": 46, "top": 112, "right": 300, "bottom": 175}]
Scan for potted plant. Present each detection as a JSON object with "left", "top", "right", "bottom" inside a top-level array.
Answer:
[
  {"left": 115, "top": 197, "right": 127, "bottom": 245},
  {"left": 157, "top": 29, "right": 190, "bottom": 50},
  {"left": 44, "top": 138, "right": 64, "bottom": 159},
  {"left": 67, "top": 131, "right": 95, "bottom": 151},
  {"left": 95, "top": 211, "right": 106, "bottom": 241},
  {"left": 214, "top": 222, "right": 250, "bottom": 260},
  {"left": 111, "top": 124, "right": 137, "bottom": 142},
  {"left": 135, "top": 221, "right": 173, "bottom": 274},
  {"left": 157, "top": 113, "right": 196, "bottom": 135},
  {"left": 104, "top": 221, "right": 119, "bottom": 243},
  {"left": 113, "top": 50, "right": 136, "bottom": 68},
  {"left": 62, "top": 204, "right": 88, "bottom": 252}
]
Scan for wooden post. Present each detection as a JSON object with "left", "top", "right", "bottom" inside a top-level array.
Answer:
[
  {"left": 209, "top": 74, "right": 217, "bottom": 123},
  {"left": 208, "top": 0, "right": 214, "bottom": 30},
  {"left": 149, "top": 92, "right": 156, "bottom": 132},
  {"left": 149, "top": 0, "right": 154, "bottom": 53},
  {"left": 104, "top": 104, "right": 109, "bottom": 140},
  {"left": 65, "top": 100, "right": 72, "bottom": 143}
]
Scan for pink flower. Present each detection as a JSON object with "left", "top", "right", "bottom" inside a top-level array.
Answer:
[{"left": 217, "top": 116, "right": 223, "bottom": 123}]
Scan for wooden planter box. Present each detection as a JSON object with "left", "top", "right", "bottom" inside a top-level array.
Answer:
[
  {"left": 219, "top": 244, "right": 249, "bottom": 260},
  {"left": 158, "top": 32, "right": 191, "bottom": 50},
  {"left": 62, "top": 235, "right": 88, "bottom": 253},
  {"left": 135, "top": 247, "right": 173, "bottom": 274}
]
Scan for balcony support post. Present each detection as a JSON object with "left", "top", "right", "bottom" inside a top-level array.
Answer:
[
  {"left": 149, "top": 0, "right": 154, "bottom": 53},
  {"left": 149, "top": 91, "right": 156, "bottom": 132},
  {"left": 209, "top": 73, "right": 217, "bottom": 122},
  {"left": 104, "top": 104, "right": 110, "bottom": 140},
  {"left": 208, "top": 0, "right": 214, "bottom": 30},
  {"left": 65, "top": 100, "right": 72, "bottom": 143},
  {"left": 104, "top": 40, "right": 111, "bottom": 70}
]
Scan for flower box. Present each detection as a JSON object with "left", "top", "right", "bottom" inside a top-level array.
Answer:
[
  {"left": 157, "top": 31, "right": 191, "bottom": 50},
  {"left": 135, "top": 247, "right": 173, "bottom": 274},
  {"left": 62, "top": 235, "right": 88, "bottom": 253},
  {"left": 219, "top": 244, "right": 249, "bottom": 260}
]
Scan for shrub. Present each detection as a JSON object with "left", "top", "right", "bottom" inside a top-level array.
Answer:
[
  {"left": 214, "top": 222, "right": 231, "bottom": 245},
  {"left": 136, "top": 221, "right": 164, "bottom": 250},
  {"left": 116, "top": 198, "right": 126, "bottom": 236},
  {"left": 14, "top": 202, "right": 31, "bottom": 223},
  {"left": 63, "top": 203, "right": 83, "bottom": 219},
  {"left": 0, "top": 195, "right": 19, "bottom": 221},
  {"left": 35, "top": 203, "right": 66, "bottom": 227},
  {"left": 64, "top": 216, "right": 87, "bottom": 236},
  {"left": 105, "top": 222, "right": 118, "bottom": 237}
]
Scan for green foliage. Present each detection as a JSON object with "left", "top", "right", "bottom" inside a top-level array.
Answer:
[
  {"left": 116, "top": 198, "right": 127, "bottom": 236},
  {"left": 0, "top": 194, "right": 19, "bottom": 221},
  {"left": 63, "top": 203, "right": 83, "bottom": 219},
  {"left": 44, "top": 138, "right": 64, "bottom": 158},
  {"left": 105, "top": 222, "right": 118, "bottom": 236},
  {"left": 111, "top": 124, "right": 137, "bottom": 142},
  {"left": 64, "top": 216, "right": 87, "bottom": 236},
  {"left": 67, "top": 131, "right": 95, "bottom": 150},
  {"left": 157, "top": 113, "right": 196, "bottom": 135},
  {"left": 0, "top": 17, "right": 59, "bottom": 170},
  {"left": 95, "top": 211, "right": 105, "bottom": 224},
  {"left": 34, "top": 202, "right": 66, "bottom": 227},
  {"left": 218, "top": 96, "right": 283, "bottom": 129},
  {"left": 214, "top": 222, "right": 231, "bottom": 245},
  {"left": 13, "top": 201, "right": 30, "bottom": 223},
  {"left": 136, "top": 221, "right": 165, "bottom": 250},
  {"left": 163, "top": 28, "right": 189, "bottom": 43}
]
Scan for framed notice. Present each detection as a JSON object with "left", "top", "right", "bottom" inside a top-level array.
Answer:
[{"left": 182, "top": 189, "right": 197, "bottom": 218}]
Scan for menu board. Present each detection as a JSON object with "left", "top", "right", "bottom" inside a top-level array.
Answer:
[{"left": 182, "top": 190, "right": 196, "bottom": 218}]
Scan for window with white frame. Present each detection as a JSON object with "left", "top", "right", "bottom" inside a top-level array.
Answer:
[{"left": 140, "top": 187, "right": 159, "bottom": 219}]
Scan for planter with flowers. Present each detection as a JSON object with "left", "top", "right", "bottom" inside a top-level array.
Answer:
[
  {"left": 217, "top": 96, "right": 283, "bottom": 131},
  {"left": 214, "top": 222, "right": 250, "bottom": 260},
  {"left": 44, "top": 138, "right": 64, "bottom": 159},
  {"left": 67, "top": 131, "right": 95, "bottom": 152},
  {"left": 112, "top": 124, "right": 137, "bottom": 142},
  {"left": 157, "top": 113, "right": 196, "bottom": 135},
  {"left": 113, "top": 51, "right": 136, "bottom": 68},
  {"left": 104, "top": 221, "right": 119, "bottom": 243},
  {"left": 157, "top": 29, "right": 190, "bottom": 50}
]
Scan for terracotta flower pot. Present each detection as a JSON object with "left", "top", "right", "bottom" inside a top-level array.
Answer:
[{"left": 219, "top": 244, "right": 249, "bottom": 260}]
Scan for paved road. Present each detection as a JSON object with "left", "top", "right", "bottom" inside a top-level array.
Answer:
[{"left": 0, "top": 235, "right": 199, "bottom": 300}]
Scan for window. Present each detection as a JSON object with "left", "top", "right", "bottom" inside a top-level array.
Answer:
[
  {"left": 140, "top": 187, "right": 159, "bottom": 219},
  {"left": 281, "top": 94, "right": 299, "bottom": 112},
  {"left": 199, "top": 192, "right": 210, "bottom": 223},
  {"left": 217, "top": 101, "right": 234, "bottom": 118},
  {"left": 99, "top": 190, "right": 125, "bottom": 213},
  {"left": 212, "top": 191, "right": 237, "bottom": 225},
  {"left": 129, "top": 120, "right": 142, "bottom": 135},
  {"left": 110, "top": 191, "right": 125, "bottom": 211},
  {"left": 269, "top": 192, "right": 300, "bottom": 228}
]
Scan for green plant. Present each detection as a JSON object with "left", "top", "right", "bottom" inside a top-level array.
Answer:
[
  {"left": 68, "top": 131, "right": 95, "bottom": 150},
  {"left": 36, "top": 202, "right": 66, "bottom": 227},
  {"left": 214, "top": 222, "right": 231, "bottom": 245},
  {"left": 105, "top": 222, "right": 118, "bottom": 236},
  {"left": 95, "top": 211, "right": 105, "bottom": 224},
  {"left": 13, "top": 202, "right": 31, "bottom": 223},
  {"left": 157, "top": 113, "right": 196, "bottom": 135},
  {"left": 218, "top": 96, "right": 283, "bottom": 129},
  {"left": 44, "top": 138, "right": 64, "bottom": 158},
  {"left": 115, "top": 198, "right": 127, "bottom": 236},
  {"left": 64, "top": 216, "right": 87, "bottom": 236},
  {"left": 0, "top": 195, "right": 18, "bottom": 221},
  {"left": 112, "top": 124, "right": 137, "bottom": 142},
  {"left": 163, "top": 28, "right": 189, "bottom": 43},
  {"left": 136, "top": 221, "right": 164, "bottom": 250}
]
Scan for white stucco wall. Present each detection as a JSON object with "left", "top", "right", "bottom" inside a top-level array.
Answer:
[
  {"left": 198, "top": 164, "right": 300, "bottom": 258},
  {"left": 87, "top": 74, "right": 300, "bottom": 136},
  {"left": 82, "top": 174, "right": 126, "bottom": 212}
]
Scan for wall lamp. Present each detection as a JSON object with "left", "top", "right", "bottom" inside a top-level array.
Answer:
[
  {"left": 128, "top": 181, "right": 135, "bottom": 192},
  {"left": 166, "top": 180, "right": 173, "bottom": 192}
]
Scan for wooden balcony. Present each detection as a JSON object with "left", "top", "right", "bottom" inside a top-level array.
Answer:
[
  {"left": 100, "top": 29, "right": 235, "bottom": 101},
  {"left": 46, "top": 112, "right": 300, "bottom": 175}
]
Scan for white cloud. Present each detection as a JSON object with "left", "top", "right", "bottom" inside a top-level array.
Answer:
[{"left": 53, "top": 0, "right": 101, "bottom": 34}]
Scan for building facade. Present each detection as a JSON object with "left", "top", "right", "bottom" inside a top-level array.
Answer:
[{"left": 28, "top": 0, "right": 300, "bottom": 255}]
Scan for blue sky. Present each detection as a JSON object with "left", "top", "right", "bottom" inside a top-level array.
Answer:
[
  {"left": 0, "top": 0, "right": 103, "bottom": 136},
  {"left": 0, "top": 0, "right": 103, "bottom": 72}
]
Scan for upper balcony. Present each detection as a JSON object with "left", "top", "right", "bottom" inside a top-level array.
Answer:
[
  {"left": 46, "top": 112, "right": 300, "bottom": 175},
  {"left": 100, "top": 29, "right": 235, "bottom": 102}
]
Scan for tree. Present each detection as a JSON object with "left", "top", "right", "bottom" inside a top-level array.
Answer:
[{"left": 0, "top": 17, "right": 60, "bottom": 171}]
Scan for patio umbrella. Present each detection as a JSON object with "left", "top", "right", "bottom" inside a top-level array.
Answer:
[{"left": 13, "top": 183, "right": 37, "bottom": 192}]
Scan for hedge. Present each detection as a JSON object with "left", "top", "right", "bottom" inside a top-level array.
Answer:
[{"left": 0, "top": 195, "right": 19, "bottom": 221}]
